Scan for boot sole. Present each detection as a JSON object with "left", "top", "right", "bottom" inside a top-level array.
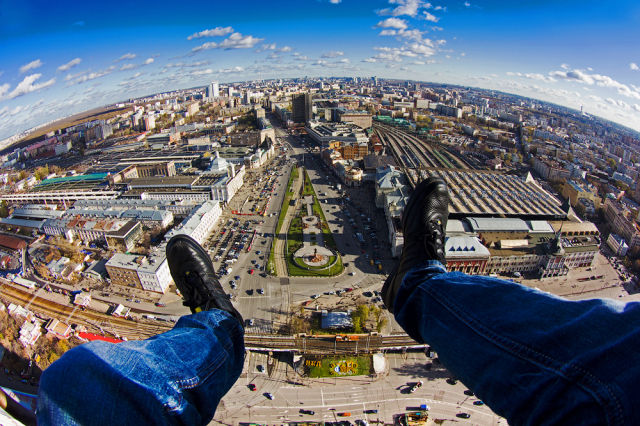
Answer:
[{"left": 167, "top": 234, "right": 217, "bottom": 293}]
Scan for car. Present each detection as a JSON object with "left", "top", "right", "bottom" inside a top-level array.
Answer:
[
  {"left": 264, "top": 392, "right": 274, "bottom": 400},
  {"left": 363, "top": 409, "right": 378, "bottom": 414},
  {"left": 456, "top": 413, "right": 471, "bottom": 419},
  {"left": 248, "top": 383, "right": 257, "bottom": 391},
  {"left": 257, "top": 288, "right": 264, "bottom": 294},
  {"left": 349, "top": 272, "right": 355, "bottom": 276},
  {"left": 155, "top": 302, "right": 166, "bottom": 307},
  {"left": 235, "top": 275, "right": 240, "bottom": 280},
  {"left": 257, "top": 364, "right": 264, "bottom": 372},
  {"left": 473, "top": 400, "right": 485, "bottom": 406},
  {"left": 463, "top": 389, "right": 474, "bottom": 396},
  {"left": 311, "top": 294, "right": 319, "bottom": 299},
  {"left": 249, "top": 269, "right": 255, "bottom": 274},
  {"left": 300, "top": 409, "right": 315, "bottom": 415},
  {"left": 246, "top": 289, "right": 254, "bottom": 295},
  {"left": 337, "top": 412, "right": 351, "bottom": 417},
  {"left": 248, "top": 319, "right": 254, "bottom": 326},
  {"left": 446, "top": 377, "right": 458, "bottom": 385}
]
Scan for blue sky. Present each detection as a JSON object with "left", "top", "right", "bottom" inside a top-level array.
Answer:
[{"left": 1, "top": 0, "right": 640, "bottom": 141}]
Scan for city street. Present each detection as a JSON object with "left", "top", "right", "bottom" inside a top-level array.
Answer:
[{"left": 213, "top": 352, "right": 504, "bottom": 425}]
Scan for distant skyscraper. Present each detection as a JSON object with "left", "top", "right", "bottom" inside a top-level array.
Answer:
[
  {"left": 206, "top": 81, "right": 219, "bottom": 100},
  {"left": 292, "top": 93, "right": 312, "bottom": 123}
]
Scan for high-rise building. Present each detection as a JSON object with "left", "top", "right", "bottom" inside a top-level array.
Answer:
[
  {"left": 292, "top": 93, "right": 312, "bottom": 124},
  {"left": 206, "top": 81, "right": 219, "bottom": 100}
]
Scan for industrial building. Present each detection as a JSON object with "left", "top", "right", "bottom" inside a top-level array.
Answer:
[
  {"left": 420, "top": 169, "right": 567, "bottom": 219},
  {"left": 106, "top": 250, "right": 172, "bottom": 293}
]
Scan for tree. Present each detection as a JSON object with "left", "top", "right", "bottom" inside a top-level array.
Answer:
[
  {"left": 352, "top": 316, "right": 362, "bottom": 333},
  {"left": 574, "top": 201, "right": 586, "bottom": 218},
  {"left": 376, "top": 317, "right": 388, "bottom": 332},
  {"left": 34, "top": 165, "right": 50, "bottom": 181},
  {"left": 0, "top": 200, "right": 8, "bottom": 218}
]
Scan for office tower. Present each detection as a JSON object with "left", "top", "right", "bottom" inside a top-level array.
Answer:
[
  {"left": 292, "top": 93, "right": 312, "bottom": 124},
  {"left": 206, "top": 81, "right": 219, "bottom": 100}
]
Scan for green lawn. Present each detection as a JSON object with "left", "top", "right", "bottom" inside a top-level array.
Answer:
[
  {"left": 288, "top": 254, "right": 342, "bottom": 277},
  {"left": 269, "top": 166, "right": 299, "bottom": 275},
  {"left": 305, "top": 355, "right": 372, "bottom": 378},
  {"left": 284, "top": 168, "right": 343, "bottom": 277}
]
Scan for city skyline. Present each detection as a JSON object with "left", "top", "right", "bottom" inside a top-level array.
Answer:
[{"left": 1, "top": 0, "right": 640, "bottom": 141}]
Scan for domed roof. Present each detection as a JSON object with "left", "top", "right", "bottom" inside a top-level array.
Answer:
[{"left": 209, "top": 151, "right": 228, "bottom": 172}]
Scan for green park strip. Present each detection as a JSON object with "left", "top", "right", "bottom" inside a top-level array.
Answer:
[
  {"left": 284, "top": 169, "right": 343, "bottom": 277},
  {"left": 268, "top": 166, "right": 299, "bottom": 275},
  {"left": 305, "top": 355, "right": 371, "bottom": 378}
]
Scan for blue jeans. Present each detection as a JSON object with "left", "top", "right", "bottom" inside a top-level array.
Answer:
[
  {"left": 393, "top": 261, "right": 638, "bottom": 426},
  {"left": 37, "top": 310, "right": 244, "bottom": 425}
]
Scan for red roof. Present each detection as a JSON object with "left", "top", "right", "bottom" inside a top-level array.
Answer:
[
  {"left": 77, "top": 332, "right": 124, "bottom": 344},
  {"left": 0, "top": 235, "right": 27, "bottom": 251}
]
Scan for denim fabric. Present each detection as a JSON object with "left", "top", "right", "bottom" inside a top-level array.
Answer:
[
  {"left": 37, "top": 310, "right": 244, "bottom": 426},
  {"left": 394, "top": 261, "right": 639, "bottom": 426}
]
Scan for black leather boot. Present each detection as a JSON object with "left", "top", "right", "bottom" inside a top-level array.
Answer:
[
  {"left": 382, "top": 177, "right": 449, "bottom": 313},
  {"left": 166, "top": 235, "right": 244, "bottom": 325}
]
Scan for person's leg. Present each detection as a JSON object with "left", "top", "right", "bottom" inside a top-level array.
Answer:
[
  {"left": 383, "top": 177, "right": 639, "bottom": 424},
  {"left": 37, "top": 310, "right": 244, "bottom": 425},
  {"left": 393, "top": 262, "right": 639, "bottom": 425},
  {"left": 38, "top": 235, "right": 245, "bottom": 425}
]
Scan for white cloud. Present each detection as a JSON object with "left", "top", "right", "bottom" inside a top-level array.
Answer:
[
  {"left": 550, "top": 67, "right": 640, "bottom": 100},
  {"left": 116, "top": 53, "right": 136, "bottom": 62},
  {"left": 218, "top": 66, "right": 245, "bottom": 73},
  {"left": 193, "top": 32, "right": 263, "bottom": 52},
  {"left": 4, "top": 74, "right": 55, "bottom": 99},
  {"left": 423, "top": 11, "right": 439, "bottom": 22},
  {"left": 258, "top": 43, "right": 277, "bottom": 52},
  {"left": 464, "top": 1, "right": 471, "bottom": 7},
  {"left": 58, "top": 58, "right": 81, "bottom": 72},
  {"left": 630, "top": 63, "right": 639, "bottom": 71},
  {"left": 66, "top": 66, "right": 116, "bottom": 85},
  {"left": 257, "top": 43, "right": 292, "bottom": 53},
  {"left": 192, "top": 68, "right": 214, "bottom": 76},
  {"left": 144, "top": 58, "right": 154, "bottom": 65},
  {"left": 322, "top": 51, "right": 344, "bottom": 58},
  {"left": 506, "top": 71, "right": 556, "bottom": 83},
  {"left": 0, "top": 83, "right": 9, "bottom": 98},
  {"left": 120, "top": 63, "right": 136, "bottom": 71},
  {"left": 381, "top": 0, "right": 424, "bottom": 17},
  {"left": 376, "top": 17, "right": 409, "bottom": 30},
  {"left": 19, "top": 59, "right": 43, "bottom": 74},
  {"left": 329, "top": 0, "right": 342, "bottom": 3},
  {"left": 187, "top": 26, "right": 234, "bottom": 40}
]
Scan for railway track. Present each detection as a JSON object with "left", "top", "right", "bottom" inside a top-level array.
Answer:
[
  {"left": 375, "top": 123, "right": 473, "bottom": 173},
  {"left": 1, "top": 283, "right": 424, "bottom": 353},
  {"left": 0, "top": 283, "right": 171, "bottom": 340}
]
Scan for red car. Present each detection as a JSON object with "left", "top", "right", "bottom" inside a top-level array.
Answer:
[
  {"left": 155, "top": 302, "right": 166, "bottom": 307},
  {"left": 248, "top": 384, "right": 257, "bottom": 391},
  {"left": 249, "top": 269, "right": 255, "bottom": 275}
]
